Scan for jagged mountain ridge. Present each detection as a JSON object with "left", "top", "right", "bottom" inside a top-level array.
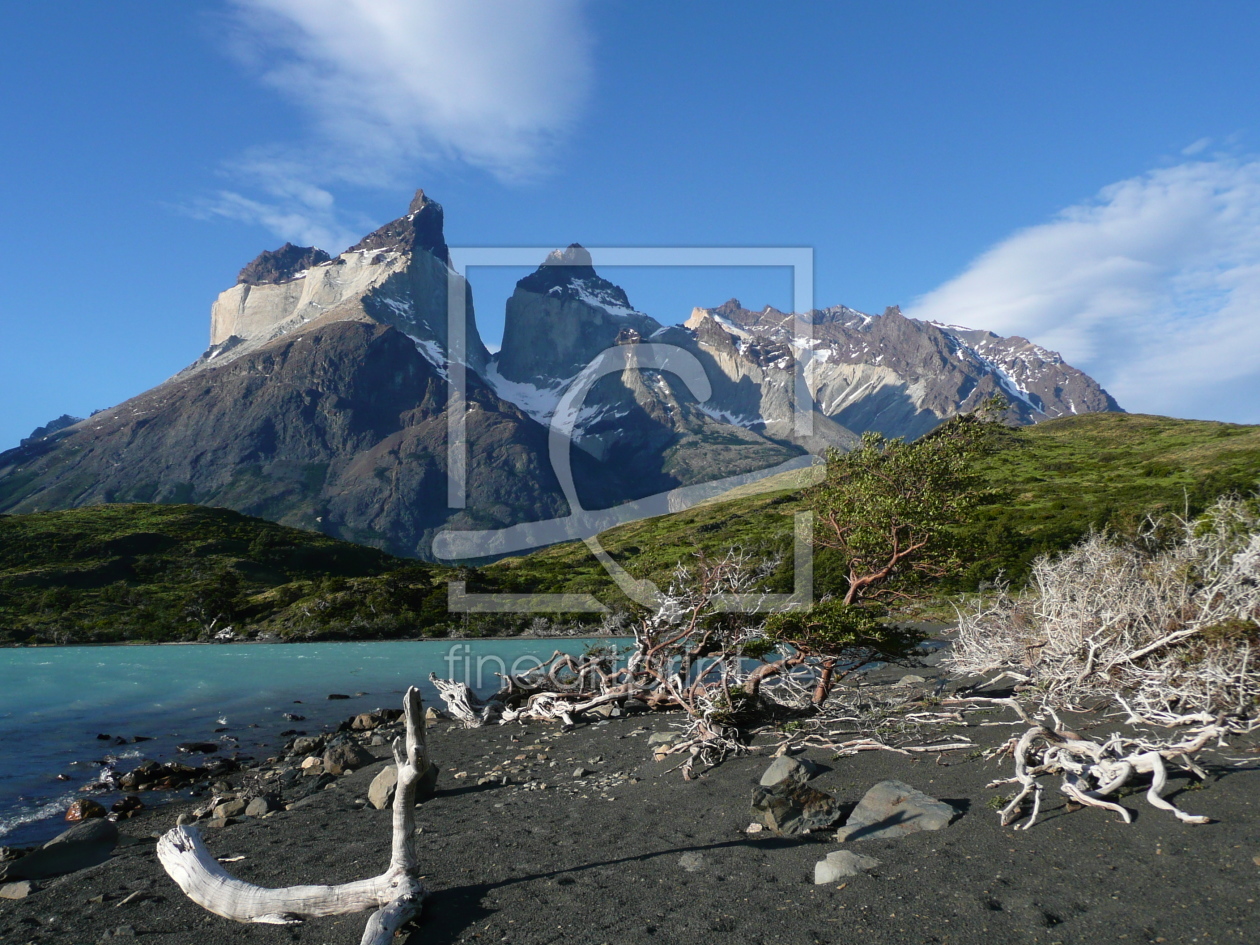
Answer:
[
  {"left": 683, "top": 299, "right": 1120, "bottom": 441},
  {"left": 0, "top": 188, "right": 1121, "bottom": 560}
]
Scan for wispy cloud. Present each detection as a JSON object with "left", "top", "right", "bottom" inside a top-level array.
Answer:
[
  {"left": 905, "top": 159, "right": 1260, "bottom": 423},
  {"left": 201, "top": 0, "right": 593, "bottom": 249}
]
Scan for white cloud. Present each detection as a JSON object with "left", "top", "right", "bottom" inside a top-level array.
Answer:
[
  {"left": 231, "top": 0, "right": 592, "bottom": 178},
  {"left": 207, "top": 0, "right": 593, "bottom": 247},
  {"left": 905, "top": 159, "right": 1260, "bottom": 423}
]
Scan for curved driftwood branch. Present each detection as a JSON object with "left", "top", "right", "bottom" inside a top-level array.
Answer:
[
  {"left": 992, "top": 717, "right": 1217, "bottom": 830},
  {"left": 428, "top": 672, "right": 500, "bottom": 726},
  {"left": 158, "top": 687, "right": 431, "bottom": 944}
]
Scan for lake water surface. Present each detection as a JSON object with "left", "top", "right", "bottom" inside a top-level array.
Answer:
[{"left": 0, "top": 638, "right": 612, "bottom": 847}]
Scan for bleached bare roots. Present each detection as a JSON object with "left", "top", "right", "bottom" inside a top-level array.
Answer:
[
  {"left": 157, "top": 687, "right": 432, "bottom": 944},
  {"left": 986, "top": 714, "right": 1222, "bottom": 830}
]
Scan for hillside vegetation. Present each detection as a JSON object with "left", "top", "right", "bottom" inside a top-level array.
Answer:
[
  {"left": 482, "top": 413, "right": 1260, "bottom": 601},
  {"left": 0, "top": 505, "right": 450, "bottom": 644},
  {"left": 2, "top": 414, "right": 1258, "bottom": 643}
]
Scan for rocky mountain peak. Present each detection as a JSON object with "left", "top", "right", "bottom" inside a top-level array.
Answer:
[
  {"left": 514, "top": 243, "right": 635, "bottom": 314},
  {"left": 348, "top": 188, "right": 449, "bottom": 265},
  {"left": 237, "top": 243, "right": 333, "bottom": 286},
  {"left": 546, "top": 243, "right": 594, "bottom": 268},
  {"left": 408, "top": 188, "right": 433, "bottom": 215}
]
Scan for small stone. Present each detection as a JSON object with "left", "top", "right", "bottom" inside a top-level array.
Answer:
[
  {"left": 0, "top": 880, "right": 35, "bottom": 899},
  {"left": 814, "top": 850, "right": 881, "bottom": 884},
  {"left": 894, "top": 674, "right": 928, "bottom": 687},
  {"left": 214, "top": 798, "right": 248, "bottom": 819},
  {"left": 111, "top": 796, "right": 143, "bottom": 815},
  {"left": 327, "top": 693, "right": 351, "bottom": 700},
  {"left": 424, "top": 707, "right": 445, "bottom": 722},
  {"left": 368, "top": 766, "right": 398, "bottom": 810},
  {"left": 65, "top": 799, "right": 108, "bottom": 822},
  {"left": 745, "top": 823, "right": 764, "bottom": 834},
  {"left": 244, "top": 796, "right": 278, "bottom": 817},
  {"left": 323, "top": 743, "right": 374, "bottom": 776},
  {"left": 759, "top": 756, "right": 816, "bottom": 788},
  {"left": 573, "top": 767, "right": 592, "bottom": 778},
  {"left": 176, "top": 812, "right": 197, "bottom": 827},
  {"left": 834, "top": 780, "right": 958, "bottom": 842},
  {"left": 300, "top": 756, "right": 323, "bottom": 769},
  {"left": 290, "top": 735, "right": 325, "bottom": 755},
  {"left": 647, "top": 733, "right": 678, "bottom": 746},
  {"left": 176, "top": 741, "right": 219, "bottom": 754},
  {"left": 678, "top": 852, "right": 706, "bottom": 872},
  {"left": 751, "top": 783, "right": 845, "bottom": 837}
]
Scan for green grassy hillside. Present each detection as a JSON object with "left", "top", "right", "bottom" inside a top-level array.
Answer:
[
  {"left": 3, "top": 414, "right": 1258, "bottom": 642},
  {"left": 0, "top": 505, "right": 454, "bottom": 644},
  {"left": 480, "top": 413, "right": 1260, "bottom": 601}
]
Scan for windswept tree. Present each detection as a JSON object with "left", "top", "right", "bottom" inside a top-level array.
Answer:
[{"left": 763, "top": 410, "right": 1000, "bottom": 702}]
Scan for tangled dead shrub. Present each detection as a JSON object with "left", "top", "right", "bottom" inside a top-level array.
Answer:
[{"left": 947, "top": 495, "right": 1260, "bottom": 729}]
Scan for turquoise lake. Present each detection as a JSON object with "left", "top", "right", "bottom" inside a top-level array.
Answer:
[{"left": 0, "top": 638, "right": 612, "bottom": 847}]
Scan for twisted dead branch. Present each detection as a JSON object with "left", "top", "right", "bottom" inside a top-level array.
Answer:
[
  {"left": 974, "top": 702, "right": 1223, "bottom": 829},
  {"left": 157, "top": 687, "right": 431, "bottom": 944}
]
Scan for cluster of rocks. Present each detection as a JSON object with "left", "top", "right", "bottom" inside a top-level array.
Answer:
[
  {"left": 116, "top": 757, "right": 239, "bottom": 793},
  {"left": 746, "top": 754, "right": 960, "bottom": 886}
]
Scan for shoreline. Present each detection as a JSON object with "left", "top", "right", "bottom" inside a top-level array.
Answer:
[
  {"left": 0, "top": 633, "right": 624, "bottom": 649},
  {"left": 1, "top": 660, "right": 1256, "bottom": 944}
]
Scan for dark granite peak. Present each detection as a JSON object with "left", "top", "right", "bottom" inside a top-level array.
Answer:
[
  {"left": 237, "top": 243, "right": 332, "bottom": 286},
  {"left": 20, "top": 414, "right": 83, "bottom": 447},
  {"left": 516, "top": 243, "right": 632, "bottom": 310},
  {"left": 347, "top": 188, "right": 450, "bottom": 265}
]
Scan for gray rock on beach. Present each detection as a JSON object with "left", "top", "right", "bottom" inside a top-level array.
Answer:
[
  {"left": 834, "top": 780, "right": 958, "bottom": 841},
  {"left": 245, "top": 795, "right": 280, "bottom": 817},
  {"left": 367, "top": 762, "right": 440, "bottom": 810},
  {"left": 0, "top": 819, "right": 118, "bottom": 881},
  {"left": 291, "top": 735, "right": 325, "bottom": 756},
  {"left": 214, "top": 798, "right": 248, "bottom": 820},
  {"left": 759, "top": 755, "right": 816, "bottom": 788},
  {"left": 751, "top": 782, "right": 845, "bottom": 836},
  {"left": 814, "top": 850, "right": 881, "bottom": 884},
  {"left": 0, "top": 880, "right": 35, "bottom": 899},
  {"left": 324, "top": 743, "right": 374, "bottom": 775}
]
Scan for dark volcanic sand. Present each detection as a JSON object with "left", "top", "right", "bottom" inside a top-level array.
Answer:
[{"left": 1, "top": 683, "right": 1257, "bottom": 945}]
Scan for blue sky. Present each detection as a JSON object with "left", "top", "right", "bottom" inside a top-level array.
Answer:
[{"left": 3, "top": 1, "right": 1260, "bottom": 450}]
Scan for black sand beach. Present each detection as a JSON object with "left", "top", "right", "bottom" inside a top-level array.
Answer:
[{"left": 1, "top": 671, "right": 1257, "bottom": 945}]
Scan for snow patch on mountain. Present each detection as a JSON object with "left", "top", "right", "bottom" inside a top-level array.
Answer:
[{"left": 483, "top": 360, "right": 574, "bottom": 424}]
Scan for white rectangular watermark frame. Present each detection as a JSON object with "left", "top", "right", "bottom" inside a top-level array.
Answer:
[{"left": 440, "top": 246, "right": 818, "bottom": 614}]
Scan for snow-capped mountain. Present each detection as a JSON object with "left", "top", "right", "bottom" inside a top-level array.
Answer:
[
  {"left": 0, "top": 189, "right": 1120, "bottom": 559},
  {"left": 685, "top": 300, "right": 1120, "bottom": 441}
]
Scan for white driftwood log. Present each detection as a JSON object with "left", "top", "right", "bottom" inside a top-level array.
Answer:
[
  {"left": 157, "top": 686, "right": 431, "bottom": 944},
  {"left": 428, "top": 672, "right": 500, "bottom": 726}
]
